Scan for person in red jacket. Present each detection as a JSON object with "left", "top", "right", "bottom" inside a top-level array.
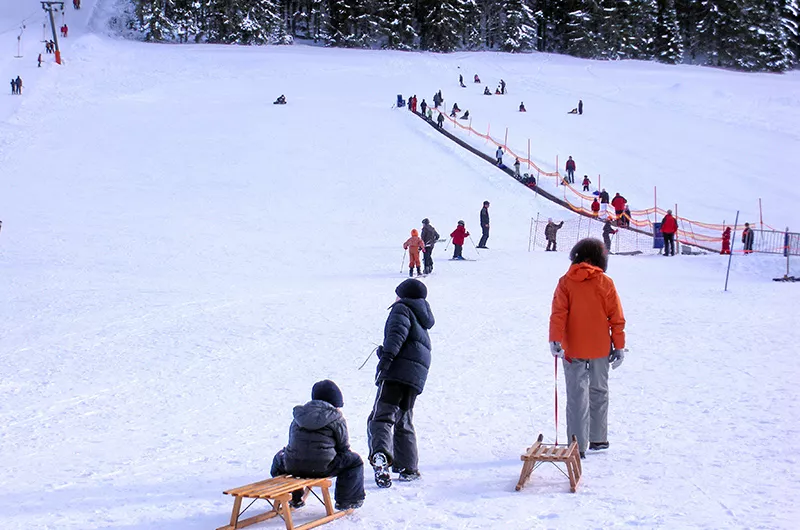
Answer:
[
  {"left": 591, "top": 198, "right": 600, "bottom": 217},
  {"left": 582, "top": 175, "right": 591, "bottom": 192},
  {"left": 611, "top": 193, "right": 627, "bottom": 224},
  {"left": 721, "top": 226, "right": 731, "bottom": 255},
  {"left": 660, "top": 209, "right": 678, "bottom": 256},
  {"left": 450, "top": 221, "right": 469, "bottom": 260}
]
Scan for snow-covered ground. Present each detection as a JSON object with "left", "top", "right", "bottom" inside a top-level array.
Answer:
[{"left": 2, "top": 2, "right": 800, "bottom": 529}]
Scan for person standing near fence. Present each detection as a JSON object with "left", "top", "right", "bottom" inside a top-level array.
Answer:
[
  {"left": 742, "top": 223, "right": 755, "bottom": 254},
  {"left": 549, "top": 238, "right": 626, "bottom": 458},
  {"left": 565, "top": 156, "right": 576, "bottom": 184},
  {"left": 661, "top": 209, "right": 678, "bottom": 256},
  {"left": 721, "top": 226, "right": 731, "bottom": 255},
  {"left": 495, "top": 147, "right": 503, "bottom": 166},
  {"left": 599, "top": 189, "right": 610, "bottom": 217},
  {"left": 477, "top": 201, "right": 490, "bottom": 249},
  {"left": 545, "top": 218, "right": 564, "bottom": 251},
  {"left": 603, "top": 219, "right": 617, "bottom": 252}
]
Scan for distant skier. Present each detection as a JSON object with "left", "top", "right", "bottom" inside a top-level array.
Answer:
[
  {"left": 271, "top": 380, "right": 365, "bottom": 510},
  {"left": 500, "top": 79, "right": 506, "bottom": 94},
  {"left": 403, "top": 229, "right": 425, "bottom": 277},
  {"left": 273, "top": 94, "right": 287, "bottom": 105},
  {"left": 484, "top": 86, "right": 491, "bottom": 96},
  {"left": 73, "top": 0, "right": 81, "bottom": 8},
  {"left": 603, "top": 219, "right": 617, "bottom": 252},
  {"left": 578, "top": 99, "right": 583, "bottom": 115},
  {"left": 519, "top": 102, "right": 526, "bottom": 112},
  {"left": 565, "top": 156, "right": 576, "bottom": 184},
  {"left": 660, "top": 209, "right": 678, "bottom": 256},
  {"left": 721, "top": 226, "right": 731, "bottom": 255},
  {"left": 549, "top": 238, "right": 626, "bottom": 459},
  {"left": 451, "top": 102, "right": 460, "bottom": 113},
  {"left": 14, "top": 76, "right": 22, "bottom": 95},
  {"left": 477, "top": 201, "right": 490, "bottom": 249},
  {"left": 582, "top": 175, "right": 591, "bottom": 192},
  {"left": 421, "top": 218, "right": 440, "bottom": 274},
  {"left": 368, "top": 278, "right": 435, "bottom": 488},
  {"left": 10, "top": 78, "right": 16, "bottom": 95},
  {"left": 459, "top": 110, "right": 469, "bottom": 120},
  {"left": 591, "top": 198, "right": 600, "bottom": 217},
  {"left": 426, "top": 108, "right": 432, "bottom": 121},
  {"left": 495, "top": 147, "right": 503, "bottom": 166},
  {"left": 450, "top": 221, "right": 470, "bottom": 260},
  {"left": 61, "top": 24, "right": 68, "bottom": 38},
  {"left": 545, "top": 218, "right": 564, "bottom": 251},
  {"left": 742, "top": 223, "right": 755, "bottom": 254},
  {"left": 599, "top": 189, "right": 610, "bottom": 216},
  {"left": 459, "top": 74, "right": 465, "bottom": 88},
  {"left": 37, "top": 54, "right": 42, "bottom": 68},
  {"left": 437, "top": 112, "right": 444, "bottom": 128}
]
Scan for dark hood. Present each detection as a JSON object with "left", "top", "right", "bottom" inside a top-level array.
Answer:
[
  {"left": 292, "top": 400, "right": 342, "bottom": 430},
  {"left": 396, "top": 297, "right": 435, "bottom": 330}
]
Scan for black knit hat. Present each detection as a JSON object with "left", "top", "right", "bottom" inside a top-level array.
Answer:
[
  {"left": 422, "top": 218, "right": 430, "bottom": 225},
  {"left": 395, "top": 278, "right": 427, "bottom": 300},
  {"left": 311, "top": 379, "right": 344, "bottom": 407}
]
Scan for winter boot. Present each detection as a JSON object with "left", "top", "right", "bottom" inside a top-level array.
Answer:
[
  {"left": 416, "top": 266, "right": 422, "bottom": 276},
  {"left": 335, "top": 499, "right": 364, "bottom": 511},
  {"left": 409, "top": 267, "right": 413, "bottom": 277},
  {"left": 589, "top": 441, "right": 609, "bottom": 451},
  {"left": 371, "top": 452, "right": 392, "bottom": 488},
  {"left": 396, "top": 469, "right": 421, "bottom": 482},
  {"left": 288, "top": 489, "right": 305, "bottom": 509}
]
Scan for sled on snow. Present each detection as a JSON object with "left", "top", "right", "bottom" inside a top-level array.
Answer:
[{"left": 516, "top": 434, "right": 582, "bottom": 493}]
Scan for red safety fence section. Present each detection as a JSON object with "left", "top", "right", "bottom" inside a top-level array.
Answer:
[{"left": 429, "top": 106, "right": 782, "bottom": 253}]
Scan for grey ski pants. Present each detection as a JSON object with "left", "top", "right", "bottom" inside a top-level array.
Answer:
[
  {"left": 563, "top": 356, "right": 609, "bottom": 453},
  {"left": 367, "top": 381, "right": 418, "bottom": 472}
]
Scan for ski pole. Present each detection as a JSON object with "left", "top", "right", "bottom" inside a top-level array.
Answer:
[
  {"left": 444, "top": 237, "right": 452, "bottom": 251},
  {"left": 358, "top": 345, "right": 379, "bottom": 370},
  {"left": 554, "top": 357, "right": 559, "bottom": 445},
  {"left": 400, "top": 249, "right": 407, "bottom": 274},
  {"left": 469, "top": 234, "right": 481, "bottom": 256}
]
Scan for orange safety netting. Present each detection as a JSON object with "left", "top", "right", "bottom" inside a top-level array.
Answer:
[{"left": 428, "top": 106, "right": 778, "bottom": 250}]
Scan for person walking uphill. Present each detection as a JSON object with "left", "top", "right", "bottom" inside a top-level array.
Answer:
[
  {"left": 450, "top": 221, "right": 469, "bottom": 260},
  {"left": 271, "top": 380, "right": 365, "bottom": 510},
  {"left": 565, "top": 156, "right": 576, "bottom": 184},
  {"left": 661, "top": 209, "right": 678, "bottom": 256},
  {"left": 549, "top": 238, "right": 626, "bottom": 458},
  {"left": 477, "top": 201, "right": 490, "bottom": 249},
  {"left": 404, "top": 229, "right": 425, "bottom": 277},
  {"left": 421, "top": 218, "right": 440, "bottom": 274},
  {"left": 368, "top": 279, "right": 435, "bottom": 489}
]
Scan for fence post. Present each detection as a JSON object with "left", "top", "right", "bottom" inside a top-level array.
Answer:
[
  {"left": 786, "top": 227, "right": 791, "bottom": 278},
  {"left": 486, "top": 123, "right": 490, "bottom": 144},
  {"left": 532, "top": 213, "right": 540, "bottom": 250},
  {"left": 724, "top": 211, "right": 740, "bottom": 292},
  {"left": 759, "top": 199, "right": 764, "bottom": 230},
  {"left": 527, "top": 139, "right": 530, "bottom": 169},
  {"left": 528, "top": 218, "right": 534, "bottom": 252},
  {"left": 675, "top": 203, "right": 680, "bottom": 255},
  {"left": 504, "top": 128, "right": 508, "bottom": 149}
]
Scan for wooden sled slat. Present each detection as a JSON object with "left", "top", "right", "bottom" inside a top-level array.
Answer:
[{"left": 516, "top": 434, "right": 583, "bottom": 493}]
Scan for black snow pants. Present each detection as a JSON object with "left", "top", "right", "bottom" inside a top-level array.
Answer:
[
  {"left": 423, "top": 245, "right": 434, "bottom": 273},
  {"left": 478, "top": 226, "right": 489, "bottom": 248},
  {"left": 367, "top": 381, "right": 419, "bottom": 472},
  {"left": 271, "top": 449, "right": 365, "bottom": 505}
]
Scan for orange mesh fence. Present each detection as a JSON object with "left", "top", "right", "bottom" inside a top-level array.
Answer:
[{"left": 427, "top": 106, "right": 783, "bottom": 252}]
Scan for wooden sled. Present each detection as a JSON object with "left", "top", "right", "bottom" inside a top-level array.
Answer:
[
  {"left": 516, "top": 434, "right": 582, "bottom": 493},
  {"left": 217, "top": 476, "right": 352, "bottom": 530}
]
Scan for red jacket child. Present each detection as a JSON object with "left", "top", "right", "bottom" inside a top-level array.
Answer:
[
  {"left": 450, "top": 223, "right": 469, "bottom": 246},
  {"left": 721, "top": 227, "right": 731, "bottom": 254},
  {"left": 591, "top": 198, "right": 600, "bottom": 216}
]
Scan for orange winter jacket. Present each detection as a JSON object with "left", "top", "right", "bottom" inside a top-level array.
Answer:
[
  {"left": 403, "top": 235, "right": 425, "bottom": 254},
  {"left": 549, "top": 263, "right": 626, "bottom": 359}
]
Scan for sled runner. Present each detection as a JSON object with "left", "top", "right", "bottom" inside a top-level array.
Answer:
[
  {"left": 516, "top": 434, "right": 582, "bottom": 493},
  {"left": 217, "top": 476, "right": 352, "bottom": 530}
]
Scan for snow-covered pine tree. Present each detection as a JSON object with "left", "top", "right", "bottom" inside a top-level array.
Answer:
[
  {"left": 461, "top": 0, "right": 483, "bottom": 50},
  {"left": 695, "top": 0, "right": 743, "bottom": 68},
  {"left": 420, "top": 0, "right": 465, "bottom": 52},
  {"left": 653, "top": 0, "right": 683, "bottom": 63},
  {"left": 137, "top": 0, "right": 177, "bottom": 41},
  {"left": 565, "top": 0, "right": 601, "bottom": 58},
  {"left": 785, "top": 0, "right": 800, "bottom": 66},
  {"left": 500, "top": 0, "right": 537, "bottom": 52},
  {"left": 737, "top": 0, "right": 793, "bottom": 71},
  {"left": 534, "top": 0, "right": 569, "bottom": 52},
  {"left": 378, "top": 0, "right": 418, "bottom": 50},
  {"left": 237, "top": 0, "right": 281, "bottom": 44}
]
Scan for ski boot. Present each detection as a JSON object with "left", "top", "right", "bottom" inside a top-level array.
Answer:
[
  {"left": 416, "top": 266, "right": 422, "bottom": 276},
  {"left": 371, "top": 452, "right": 392, "bottom": 488},
  {"left": 409, "top": 267, "right": 413, "bottom": 277}
]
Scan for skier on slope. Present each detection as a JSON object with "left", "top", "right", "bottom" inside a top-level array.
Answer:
[
  {"left": 403, "top": 229, "right": 425, "bottom": 277},
  {"left": 450, "top": 221, "right": 469, "bottom": 260},
  {"left": 369, "top": 279, "right": 435, "bottom": 488},
  {"left": 421, "top": 219, "right": 440, "bottom": 274},
  {"left": 549, "top": 238, "right": 626, "bottom": 459}
]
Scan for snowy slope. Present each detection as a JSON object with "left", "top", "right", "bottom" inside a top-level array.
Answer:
[{"left": 1, "top": 14, "right": 800, "bottom": 530}]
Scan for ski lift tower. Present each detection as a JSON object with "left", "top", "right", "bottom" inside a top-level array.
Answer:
[{"left": 40, "top": 1, "right": 64, "bottom": 64}]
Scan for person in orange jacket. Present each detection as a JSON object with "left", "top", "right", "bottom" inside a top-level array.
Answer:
[
  {"left": 549, "top": 238, "right": 626, "bottom": 458},
  {"left": 449, "top": 221, "right": 469, "bottom": 260},
  {"left": 403, "top": 229, "right": 425, "bottom": 277}
]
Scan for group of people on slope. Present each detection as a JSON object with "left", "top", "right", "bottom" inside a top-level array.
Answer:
[
  {"left": 9, "top": 76, "right": 23, "bottom": 95},
  {"left": 272, "top": 235, "right": 627, "bottom": 511},
  {"left": 271, "top": 276, "right": 435, "bottom": 510}
]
